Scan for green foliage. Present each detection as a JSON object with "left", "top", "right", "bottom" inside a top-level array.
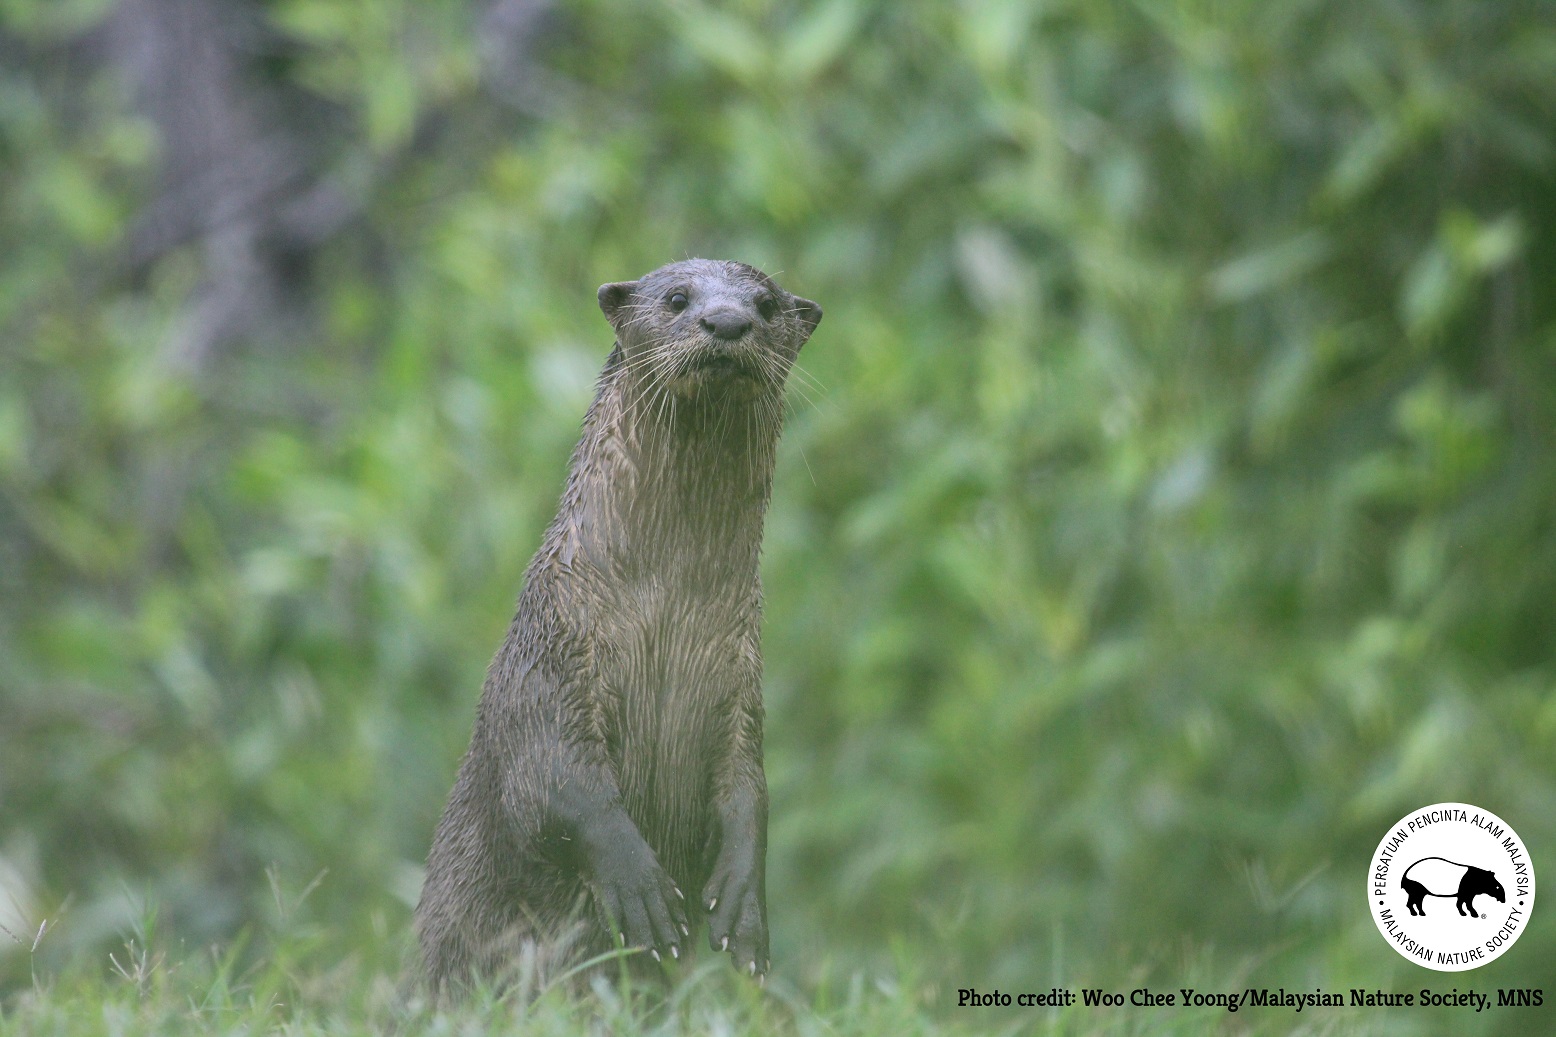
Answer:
[{"left": 2, "top": 0, "right": 1554, "bottom": 1033}]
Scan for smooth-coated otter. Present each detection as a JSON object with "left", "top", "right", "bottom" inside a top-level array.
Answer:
[{"left": 414, "top": 259, "right": 821, "bottom": 994}]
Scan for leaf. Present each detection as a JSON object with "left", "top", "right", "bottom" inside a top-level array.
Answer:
[
  {"left": 666, "top": 1, "right": 768, "bottom": 86},
  {"left": 1206, "top": 231, "right": 1331, "bottom": 303},
  {"left": 777, "top": 0, "right": 866, "bottom": 86},
  {"left": 1399, "top": 242, "right": 1460, "bottom": 343}
]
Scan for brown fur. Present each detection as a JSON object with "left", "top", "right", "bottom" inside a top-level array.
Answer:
[{"left": 414, "top": 259, "right": 821, "bottom": 995}]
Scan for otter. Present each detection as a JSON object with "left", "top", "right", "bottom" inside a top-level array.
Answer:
[{"left": 414, "top": 259, "right": 821, "bottom": 994}]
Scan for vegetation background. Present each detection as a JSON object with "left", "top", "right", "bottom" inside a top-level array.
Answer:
[{"left": 1, "top": 0, "right": 1552, "bottom": 1033}]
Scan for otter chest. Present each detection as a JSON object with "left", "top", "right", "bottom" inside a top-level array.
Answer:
[{"left": 596, "top": 573, "right": 751, "bottom": 703}]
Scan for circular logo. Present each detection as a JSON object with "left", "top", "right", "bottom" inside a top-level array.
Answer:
[{"left": 1369, "top": 803, "right": 1535, "bottom": 971}]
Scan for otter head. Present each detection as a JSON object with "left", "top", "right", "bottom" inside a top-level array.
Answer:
[{"left": 597, "top": 259, "right": 821, "bottom": 404}]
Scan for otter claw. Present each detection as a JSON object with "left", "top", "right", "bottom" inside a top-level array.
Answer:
[
  {"left": 651, "top": 949, "right": 661, "bottom": 962},
  {"left": 708, "top": 897, "right": 717, "bottom": 911},
  {"left": 748, "top": 961, "right": 756, "bottom": 976},
  {"left": 674, "top": 887, "right": 684, "bottom": 900},
  {"left": 720, "top": 936, "right": 729, "bottom": 951},
  {"left": 670, "top": 945, "right": 679, "bottom": 959},
  {"left": 681, "top": 923, "right": 690, "bottom": 936}
]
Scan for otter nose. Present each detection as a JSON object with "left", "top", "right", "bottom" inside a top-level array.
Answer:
[{"left": 699, "top": 310, "right": 752, "bottom": 341}]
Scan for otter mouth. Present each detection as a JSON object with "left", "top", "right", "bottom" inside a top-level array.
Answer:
[{"left": 687, "top": 353, "right": 763, "bottom": 382}]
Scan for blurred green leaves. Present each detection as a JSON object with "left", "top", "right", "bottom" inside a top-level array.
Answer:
[{"left": 1401, "top": 210, "right": 1525, "bottom": 343}]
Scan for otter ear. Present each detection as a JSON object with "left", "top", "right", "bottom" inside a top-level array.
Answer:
[
  {"left": 791, "top": 295, "right": 822, "bottom": 346},
  {"left": 597, "top": 281, "right": 638, "bottom": 327}
]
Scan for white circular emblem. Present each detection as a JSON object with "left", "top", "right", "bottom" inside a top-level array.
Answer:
[{"left": 1369, "top": 803, "right": 1534, "bottom": 971}]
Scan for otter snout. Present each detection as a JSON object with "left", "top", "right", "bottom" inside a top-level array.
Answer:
[{"left": 699, "top": 306, "right": 753, "bottom": 341}]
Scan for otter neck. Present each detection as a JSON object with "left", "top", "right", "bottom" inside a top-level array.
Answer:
[{"left": 566, "top": 363, "right": 784, "bottom": 578}]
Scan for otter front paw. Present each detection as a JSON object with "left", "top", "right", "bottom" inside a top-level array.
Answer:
[
  {"left": 586, "top": 830, "right": 689, "bottom": 961},
  {"left": 703, "top": 855, "right": 768, "bottom": 978}
]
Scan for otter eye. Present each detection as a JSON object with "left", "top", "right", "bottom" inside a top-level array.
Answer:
[
  {"left": 668, "top": 292, "right": 688, "bottom": 312},
  {"left": 756, "top": 295, "right": 778, "bottom": 321}
]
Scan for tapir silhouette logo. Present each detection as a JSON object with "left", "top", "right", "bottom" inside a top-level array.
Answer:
[{"left": 1401, "top": 856, "right": 1506, "bottom": 918}]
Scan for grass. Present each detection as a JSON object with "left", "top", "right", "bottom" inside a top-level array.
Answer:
[
  {"left": 0, "top": 883, "right": 1529, "bottom": 1037},
  {"left": 0, "top": 917, "right": 1452, "bottom": 1037}
]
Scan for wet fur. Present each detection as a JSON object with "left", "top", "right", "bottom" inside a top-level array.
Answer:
[{"left": 414, "top": 260, "right": 820, "bottom": 994}]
